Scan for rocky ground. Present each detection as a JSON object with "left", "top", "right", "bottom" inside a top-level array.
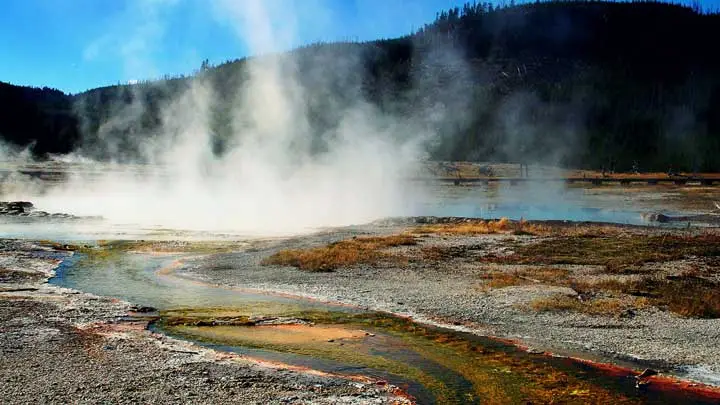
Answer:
[
  {"left": 0, "top": 201, "right": 95, "bottom": 220},
  {"left": 176, "top": 218, "right": 720, "bottom": 387},
  {"left": 0, "top": 239, "right": 410, "bottom": 405}
]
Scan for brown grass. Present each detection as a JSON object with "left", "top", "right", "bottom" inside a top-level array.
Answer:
[
  {"left": 415, "top": 219, "right": 627, "bottom": 239},
  {"left": 529, "top": 294, "right": 646, "bottom": 317},
  {"left": 658, "top": 279, "right": 720, "bottom": 318},
  {"left": 530, "top": 295, "right": 583, "bottom": 312},
  {"left": 264, "top": 227, "right": 720, "bottom": 318},
  {"left": 538, "top": 272, "right": 720, "bottom": 318},
  {"left": 487, "top": 233, "right": 720, "bottom": 273},
  {"left": 39, "top": 240, "right": 79, "bottom": 251},
  {"left": 480, "top": 267, "right": 569, "bottom": 289},
  {"left": 574, "top": 276, "right": 720, "bottom": 319},
  {"left": 415, "top": 218, "right": 550, "bottom": 236},
  {"left": 478, "top": 236, "right": 720, "bottom": 318},
  {"left": 554, "top": 225, "right": 625, "bottom": 238},
  {"left": 261, "top": 234, "right": 417, "bottom": 272}
]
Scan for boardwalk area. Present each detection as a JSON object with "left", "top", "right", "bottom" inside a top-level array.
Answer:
[
  {"left": 426, "top": 176, "right": 720, "bottom": 186},
  {"left": 422, "top": 162, "right": 720, "bottom": 186}
]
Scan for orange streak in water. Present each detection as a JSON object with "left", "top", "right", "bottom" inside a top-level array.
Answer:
[{"left": 153, "top": 256, "right": 720, "bottom": 401}]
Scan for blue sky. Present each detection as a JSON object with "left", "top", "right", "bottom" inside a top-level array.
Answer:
[{"left": 1, "top": 0, "right": 718, "bottom": 94}]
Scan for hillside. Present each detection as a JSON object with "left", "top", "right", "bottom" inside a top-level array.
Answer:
[
  {"left": 0, "top": 81, "right": 79, "bottom": 155},
  {"left": 1, "top": 1, "right": 719, "bottom": 171}
]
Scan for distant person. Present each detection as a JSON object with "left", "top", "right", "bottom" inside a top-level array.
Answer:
[
  {"left": 478, "top": 165, "right": 494, "bottom": 177},
  {"left": 518, "top": 145, "right": 529, "bottom": 178},
  {"left": 519, "top": 162, "right": 529, "bottom": 178}
]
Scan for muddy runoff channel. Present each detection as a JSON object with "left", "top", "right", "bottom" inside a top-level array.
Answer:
[{"left": 46, "top": 237, "right": 718, "bottom": 405}]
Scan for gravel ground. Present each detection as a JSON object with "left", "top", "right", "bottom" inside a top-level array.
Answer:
[
  {"left": 0, "top": 239, "right": 409, "bottom": 405},
  {"left": 176, "top": 220, "right": 720, "bottom": 386}
]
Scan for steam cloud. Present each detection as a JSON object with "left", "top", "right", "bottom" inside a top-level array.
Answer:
[{"left": 4, "top": 0, "right": 438, "bottom": 236}]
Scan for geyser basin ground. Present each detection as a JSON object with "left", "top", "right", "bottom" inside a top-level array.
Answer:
[
  {"left": 40, "top": 220, "right": 720, "bottom": 403},
  {"left": 3, "top": 164, "right": 720, "bottom": 403}
]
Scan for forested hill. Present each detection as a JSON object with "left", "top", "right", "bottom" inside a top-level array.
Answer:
[
  {"left": 2, "top": 1, "right": 720, "bottom": 171},
  {"left": 0, "top": 81, "right": 80, "bottom": 155}
]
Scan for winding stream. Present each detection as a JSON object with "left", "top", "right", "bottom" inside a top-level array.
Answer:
[{"left": 49, "top": 246, "right": 720, "bottom": 404}]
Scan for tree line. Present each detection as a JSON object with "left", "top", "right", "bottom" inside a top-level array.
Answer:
[{"left": 1, "top": 0, "right": 719, "bottom": 171}]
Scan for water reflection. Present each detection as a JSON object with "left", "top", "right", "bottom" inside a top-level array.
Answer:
[
  {"left": 51, "top": 253, "right": 329, "bottom": 310},
  {"left": 418, "top": 183, "right": 652, "bottom": 224}
]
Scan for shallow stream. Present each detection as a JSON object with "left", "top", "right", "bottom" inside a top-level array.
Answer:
[{"left": 49, "top": 247, "right": 720, "bottom": 404}]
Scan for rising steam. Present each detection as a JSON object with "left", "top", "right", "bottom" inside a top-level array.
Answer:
[{"left": 5, "top": 0, "right": 435, "bottom": 235}]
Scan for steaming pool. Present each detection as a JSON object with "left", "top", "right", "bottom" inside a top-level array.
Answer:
[
  {"left": 0, "top": 181, "right": 695, "bottom": 241},
  {"left": 420, "top": 183, "right": 654, "bottom": 224}
]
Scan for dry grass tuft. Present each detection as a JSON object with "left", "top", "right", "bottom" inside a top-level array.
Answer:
[
  {"left": 587, "top": 276, "right": 720, "bottom": 319},
  {"left": 415, "top": 219, "right": 629, "bottom": 238},
  {"left": 659, "top": 280, "right": 720, "bottom": 318},
  {"left": 487, "top": 233, "right": 720, "bottom": 274},
  {"left": 529, "top": 294, "right": 583, "bottom": 313},
  {"left": 557, "top": 225, "right": 625, "bottom": 238},
  {"left": 262, "top": 234, "right": 417, "bottom": 272},
  {"left": 480, "top": 267, "right": 569, "bottom": 289},
  {"left": 415, "top": 218, "right": 550, "bottom": 236},
  {"left": 536, "top": 274, "right": 720, "bottom": 318},
  {"left": 530, "top": 294, "right": 645, "bottom": 317}
]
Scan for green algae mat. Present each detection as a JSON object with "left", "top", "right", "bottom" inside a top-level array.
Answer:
[{"left": 157, "top": 306, "right": 719, "bottom": 405}]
